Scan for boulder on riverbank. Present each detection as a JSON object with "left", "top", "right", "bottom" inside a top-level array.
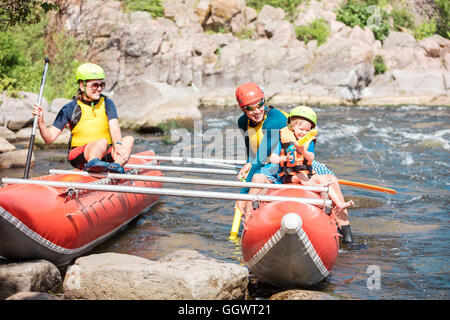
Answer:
[
  {"left": 0, "top": 251, "right": 338, "bottom": 300},
  {"left": 111, "top": 81, "right": 202, "bottom": 130},
  {"left": 5, "top": 291, "right": 63, "bottom": 300},
  {"left": 0, "top": 149, "right": 34, "bottom": 169},
  {"left": 0, "top": 92, "right": 49, "bottom": 131},
  {"left": 0, "top": 259, "right": 62, "bottom": 299},
  {"left": 270, "top": 289, "right": 339, "bottom": 300},
  {"left": 62, "top": 250, "right": 249, "bottom": 300}
]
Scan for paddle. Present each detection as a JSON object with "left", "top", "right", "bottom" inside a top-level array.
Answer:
[
  {"left": 23, "top": 57, "right": 50, "bottom": 179},
  {"left": 229, "top": 206, "right": 243, "bottom": 240},
  {"left": 338, "top": 179, "right": 397, "bottom": 194}
]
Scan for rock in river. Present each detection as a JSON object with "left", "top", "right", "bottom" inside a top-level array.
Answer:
[{"left": 63, "top": 250, "right": 248, "bottom": 300}]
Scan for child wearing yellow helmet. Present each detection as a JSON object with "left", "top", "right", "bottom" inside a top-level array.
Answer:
[
  {"left": 269, "top": 106, "right": 355, "bottom": 243},
  {"left": 32, "top": 63, "right": 134, "bottom": 174}
]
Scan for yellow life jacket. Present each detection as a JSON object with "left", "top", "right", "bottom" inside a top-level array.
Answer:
[
  {"left": 247, "top": 115, "right": 266, "bottom": 154},
  {"left": 279, "top": 126, "right": 315, "bottom": 178},
  {"left": 70, "top": 96, "right": 112, "bottom": 147}
]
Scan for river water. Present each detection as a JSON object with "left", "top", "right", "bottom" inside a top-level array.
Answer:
[{"left": 2, "top": 105, "right": 448, "bottom": 300}]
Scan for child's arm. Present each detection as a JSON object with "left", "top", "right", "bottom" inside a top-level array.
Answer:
[
  {"left": 270, "top": 153, "right": 290, "bottom": 164},
  {"left": 295, "top": 140, "right": 315, "bottom": 162},
  {"left": 270, "top": 141, "right": 290, "bottom": 164}
]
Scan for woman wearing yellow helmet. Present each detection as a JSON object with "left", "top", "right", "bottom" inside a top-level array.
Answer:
[{"left": 32, "top": 63, "right": 134, "bottom": 173}]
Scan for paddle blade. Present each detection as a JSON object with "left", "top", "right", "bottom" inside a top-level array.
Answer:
[
  {"left": 338, "top": 179, "right": 397, "bottom": 194},
  {"left": 229, "top": 206, "right": 243, "bottom": 240}
]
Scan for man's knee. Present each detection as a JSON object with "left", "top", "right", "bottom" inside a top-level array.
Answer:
[{"left": 251, "top": 173, "right": 269, "bottom": 184}]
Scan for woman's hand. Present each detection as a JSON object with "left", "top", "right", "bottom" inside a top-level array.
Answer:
[
  {"left": 32, "top": 104, "right": 45, "bottom": 125},
  {"left": 237, "top": 163, "right": 252, "bottom": 182},
  {"left": 112, "top": 143, "right": 129, "bottom": 163}
]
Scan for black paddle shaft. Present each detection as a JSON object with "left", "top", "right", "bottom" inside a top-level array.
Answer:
[{"left": 23, "top": 57, "right": 50, "bottom": 179}]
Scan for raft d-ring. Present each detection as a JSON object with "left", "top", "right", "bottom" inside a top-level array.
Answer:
[
  {"left": 65, "top": 187, "right": 78, "bottom": 199},
  {"left": 251, "top": 194, "right": 263, "bottom": 210}
]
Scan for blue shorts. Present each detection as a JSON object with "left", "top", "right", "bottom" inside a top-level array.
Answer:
[{"left": 260, "top": 163, "right": 282, "bottom": 184}]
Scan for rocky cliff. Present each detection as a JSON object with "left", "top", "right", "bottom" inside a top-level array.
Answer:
[{"left": 2, "top": 0, "right": 450, "bottom": 131}]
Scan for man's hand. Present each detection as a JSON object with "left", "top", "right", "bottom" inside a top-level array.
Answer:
[{"left": 237, "top": 163, "right": 252, "bottom": 182}]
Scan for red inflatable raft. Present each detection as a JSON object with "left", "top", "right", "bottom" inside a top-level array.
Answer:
[
  {"left": 0, "top": 151, "right": 162, "bottom": 266},
  {"left": 241, "top": 186, "right": 339, "bottom": 288}
]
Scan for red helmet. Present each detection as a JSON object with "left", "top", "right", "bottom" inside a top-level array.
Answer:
[{"left": 235, "top": 82, "right": 264, "bottom": 107}]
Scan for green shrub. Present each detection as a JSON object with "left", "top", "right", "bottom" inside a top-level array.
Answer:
[
  {"left": 246, "top": 0, "right": 304, "bottom": 21},
  {"left": 435, "top": 0, "right": 450, "bottom": 39},
  {"left": 120, "top": 0, "right": 165, "bottom": 18},
  {"left": 391, "top": 7, "right": 415, "bottom": 31},
  {"left": 295, "top": 18, "right": 330, "bottom": 46},
  {"left": 336, "top": 0, "right": 390, "bottom": 41},
  {"left": 414, "top": 20, "right": 437, "bottom": 40},
  {"left": 373, "top": 55, "right": 387, "bottom": 75},
  {"left": 0, "top": 77, "right": 19, "bottom": 97},
  {"left": 235, "top": 28, "right": 257, "bottom": 40}
]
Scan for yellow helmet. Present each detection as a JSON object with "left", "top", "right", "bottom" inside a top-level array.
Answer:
[
  {"left": 288, "top": 106, "right": 317, "bottom": 128},
  {"left": 76, "top": 63, "right": 105, "bottom": 82}
]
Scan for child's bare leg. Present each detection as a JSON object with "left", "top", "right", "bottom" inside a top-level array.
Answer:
[
  {"left": 322, "top": 175, "right": 355, "bottom": 243},
  {"left": 291, "top": 172, "right": 315, "bottom": 186},
  {"left": 311, "top": 174, "right": 354, "bottom": 225}
]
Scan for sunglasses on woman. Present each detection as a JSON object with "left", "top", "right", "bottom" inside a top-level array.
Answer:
[
  {"left": 88, "top": 81, "right": 106, "bottom": 91},
  {"left": 242, "top": 99, "right": 265, "bottom": 111}
]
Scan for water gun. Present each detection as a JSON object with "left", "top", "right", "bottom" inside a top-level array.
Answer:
[
  {"left": 285, "top": 144, "right": 296, "bottom": 164},
  {"left": 296, "top": 129, "right": 318, "bottom": 146}
]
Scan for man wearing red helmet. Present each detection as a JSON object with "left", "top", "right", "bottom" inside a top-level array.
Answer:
[
  {"left": 234, "top": 83, "right": 340, "bottom": 221},
  {"left": 235, "top": 82, "right": 289, "bottom": 214}
]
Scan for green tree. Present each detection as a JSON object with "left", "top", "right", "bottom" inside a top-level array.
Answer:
[
  {"left": 0, "top": 15, "right": 85, "bottom": 100},
  {"left": 0, "top": 0, "right": 58, "bottom": 30}
]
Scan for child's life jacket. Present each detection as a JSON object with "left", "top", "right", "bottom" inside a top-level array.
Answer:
[{"left": 278, "top": 127, "right": 316, "bottom": 178}]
